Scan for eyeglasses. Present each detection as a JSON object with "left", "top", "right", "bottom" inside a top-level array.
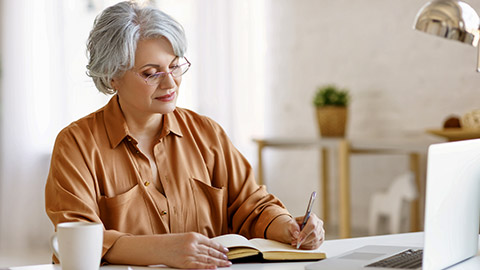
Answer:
[{"left": 135, "top": 57, "right": 191, "bottom": 86}]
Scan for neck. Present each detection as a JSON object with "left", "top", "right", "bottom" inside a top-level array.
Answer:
[{"left": 118, "top": 99, "right": 163, "bottom": 140}]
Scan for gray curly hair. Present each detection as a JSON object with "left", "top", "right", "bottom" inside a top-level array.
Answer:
[{"left": 86, "top": 1, "right": 187, "bottom": 94}]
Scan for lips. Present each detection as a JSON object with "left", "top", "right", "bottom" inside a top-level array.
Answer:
[{"left": 156, "top": 91, "right": 176, "bottom": 102}]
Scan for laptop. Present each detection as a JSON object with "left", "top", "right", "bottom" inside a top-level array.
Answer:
[{"left": 306, "top": 139, "right": 480, "bottom": 270}]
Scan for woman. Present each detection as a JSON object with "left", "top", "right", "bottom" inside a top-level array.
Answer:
[{"left": 45, "top": 1, "right": 324, "bottom": 268}]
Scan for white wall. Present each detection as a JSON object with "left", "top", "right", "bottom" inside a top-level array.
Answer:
[
  {"left": 2, "top": 0, "right": 480, "bottom": 259},
  {"left": 261, "top": 0, "right": 480, "bottom": 234}
]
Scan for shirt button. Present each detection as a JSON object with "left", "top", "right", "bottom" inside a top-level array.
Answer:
[
  {"left": 144, "top": 181, "right": 150, "bottom": 186},
  {"left": 136, "top": 150, "right": 140, "bottom": 154},
  {"left": 127, "top": 137, "right": 132, "bottom": 142},
  {"left": 161, "top": 210, "right": 168, "bottom": 215}
]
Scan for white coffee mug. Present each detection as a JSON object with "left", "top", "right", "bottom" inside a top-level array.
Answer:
[{"left": 50, "top": 222, "right": 103, "bottom": 270}]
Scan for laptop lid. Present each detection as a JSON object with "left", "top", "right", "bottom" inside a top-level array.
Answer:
[
  {"left": 305, "top": 139, "right": 480, "bottom": 270},
  {"left": 422, "top": 139, "right": 480, "bottom": 270}
]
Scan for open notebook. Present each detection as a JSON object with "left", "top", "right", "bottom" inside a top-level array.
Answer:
[{"left": 212, "top": 234, "right": 326, "bottom": 262}]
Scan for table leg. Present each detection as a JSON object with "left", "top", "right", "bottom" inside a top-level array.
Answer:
[
  {"left": 257, "top": 141, "right": 265, "bottom": 186},
  {"left": 321, "top": 147, "right": 330, "bottom": 227},
  {"left": 339, "top": 140, "right": 351, "bottom": 238},
  {"left": 409, "top": 153, "right": 421, "bottom": 232}
]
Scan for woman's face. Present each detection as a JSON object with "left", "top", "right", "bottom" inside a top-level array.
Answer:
[{"left": 112, "top": 37, "right": 182, "bottom": 117}]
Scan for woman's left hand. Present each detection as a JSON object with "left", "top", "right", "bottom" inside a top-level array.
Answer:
[
  {"left": 265, "top": 214, "right": 325, "bottom": 249},
  {"left": 292, "top": 213, "right": 325, "bottom": 249}
]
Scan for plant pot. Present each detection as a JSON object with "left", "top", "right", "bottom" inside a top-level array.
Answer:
[{"left": 316, "top": 106, "right": 348, "bottom": 137}]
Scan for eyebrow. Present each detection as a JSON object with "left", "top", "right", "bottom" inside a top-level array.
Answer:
[{"left": 138, "top": 57, "right": 179, "bottom": 70}]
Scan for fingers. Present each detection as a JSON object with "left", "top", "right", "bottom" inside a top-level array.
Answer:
[
  {"left": 198, "top": 236, "right": 229, "bottom": 254},
  {"left": 199, "top": 244, "right": 229, "bottom": 261},
  {"left": 184, "top": 247, "right": 231, "bottom": 268},
  {"left": 288, "top": 218, "right": 301, "bottom": 242},
  {"left": 193, "top": 253, "right": 232, "bottom": 269},
  {"left": 295, "top": 216, "right": 304, "bottom": 224},
  {"left": 187, "top": 258, "right": 224, "bottom": 269},
  {"left": 293, "top": 213, "right": 325, "bottom": 249},
  {"left": 180, "top": 233, "right": 231, "bottom": 269},
  {"left": 298, "top": 227, "right": 325, "bottom": 249},
  {"left": 197, "top": 237, "right": 231, "bottom": 267}
]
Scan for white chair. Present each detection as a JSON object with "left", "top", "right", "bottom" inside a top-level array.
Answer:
[{"left": 368, "top": 172, "right": 418, "bottom": 235}]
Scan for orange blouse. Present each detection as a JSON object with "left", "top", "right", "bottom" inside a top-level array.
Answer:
[{"left": 45, "top": 95, "right": 290, "bottom": 258}]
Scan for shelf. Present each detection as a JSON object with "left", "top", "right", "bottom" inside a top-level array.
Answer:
[{"left": 426, "top": 128, "right": 480, "bottom": 141}]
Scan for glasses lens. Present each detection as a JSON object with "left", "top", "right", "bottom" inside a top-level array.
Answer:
[
  {"left": 146, "top": 73, "right": 164, "bottom": 85},
  {"left": 143, "top": 59, "right": 190, "bottom": 85},
  {"left": 172, "top": 63, "right": 190, "bottom": 78}
]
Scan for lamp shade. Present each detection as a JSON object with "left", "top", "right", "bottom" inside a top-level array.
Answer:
[{"left": 414, "top": 0, "right": 480, "bottom": 47}]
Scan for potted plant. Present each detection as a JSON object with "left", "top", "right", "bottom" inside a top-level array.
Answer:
[{"left": 313, "top": 84, "right": 350, "bottom": 137}]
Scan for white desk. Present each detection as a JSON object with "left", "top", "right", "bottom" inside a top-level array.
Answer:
[{"left": 8, "top": 232, "right": 480, "bottom": 270}]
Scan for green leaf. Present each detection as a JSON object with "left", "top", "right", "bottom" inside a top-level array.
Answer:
[{"left": 313, "top": 84, "right": 349, "bottom": 107}]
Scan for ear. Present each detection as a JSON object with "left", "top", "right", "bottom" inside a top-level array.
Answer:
[{"left": 110, "top": 78, "right": 118, "bottom": 91}]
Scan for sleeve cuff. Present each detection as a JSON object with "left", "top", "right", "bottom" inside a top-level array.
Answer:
[
  {"left": 102, "top": 229, "right": 132, "bottom": 258},
  {"left": 263, "top": 213, "right": 292, "bottom": 238},
  {"left": 254, "top": 206, "right": 292, "bottom": 239}
]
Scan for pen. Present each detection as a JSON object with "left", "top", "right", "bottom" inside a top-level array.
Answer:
[{"left": 297, "top": 191, "right": 317, "bottom": 249}]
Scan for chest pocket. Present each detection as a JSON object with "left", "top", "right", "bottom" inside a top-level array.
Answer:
[
  {"left": 189, "top": 178, "right": 226, "bottom": 237},
  {"left": 98, "top": 184, "right": 151, "bottom": 234}
]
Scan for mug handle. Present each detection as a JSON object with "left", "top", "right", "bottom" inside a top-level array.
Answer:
[{"left": 50, "top": 234, "right": 60, "bottom": 260}]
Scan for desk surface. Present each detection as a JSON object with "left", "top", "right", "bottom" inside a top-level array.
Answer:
[{"left": 7, "top": 232, "right": 480, "bottom": 270}]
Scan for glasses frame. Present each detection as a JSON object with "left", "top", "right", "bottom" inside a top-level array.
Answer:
[{"left": 134, "top": 57, "right": 191, "bottom": 86}]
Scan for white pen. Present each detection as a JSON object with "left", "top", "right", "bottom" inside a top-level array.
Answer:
[{"left": 296, "top": 191, "right": 317, "bottom": 249}]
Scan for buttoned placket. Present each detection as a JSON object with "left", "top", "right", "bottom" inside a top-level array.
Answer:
[
  {"left": 153, "top": 136, "right": 177, "bottom": 232},
  {"left": 153, "top": 135, "right": 196, "bottom": 234},
  {"left": 125, "top": 136, "right": 171, "bottom": 233}
]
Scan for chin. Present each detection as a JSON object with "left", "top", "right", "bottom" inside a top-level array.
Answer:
[{"left": 156, "top": 103, "right": 177, "bottom": 115}]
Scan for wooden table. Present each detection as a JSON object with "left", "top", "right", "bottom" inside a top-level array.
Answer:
[{"left": 252, "top": 137, "right": 434, "bottom": 239}]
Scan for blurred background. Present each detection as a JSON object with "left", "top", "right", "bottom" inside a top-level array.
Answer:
[{"left": 1, "top": 0, "right": 480, "bottom": 267}]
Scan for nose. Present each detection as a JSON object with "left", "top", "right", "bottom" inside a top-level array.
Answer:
[{"left": 158, "top": 73, "right": 177, "bottom": 90}]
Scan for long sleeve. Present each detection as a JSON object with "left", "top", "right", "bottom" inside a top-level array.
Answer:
[
  {"left": 45, "top": 125, "right": 130, "bottom": 259},
  {"left": 204, "top": 118, "right": 292, "bottom": 238}
]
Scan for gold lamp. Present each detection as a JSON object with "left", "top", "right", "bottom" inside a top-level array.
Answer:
[{"left": 414, "top": 0, "right": 480, "bottom": 71}]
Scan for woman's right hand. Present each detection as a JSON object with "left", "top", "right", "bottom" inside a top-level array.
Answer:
[{"left": 162, "top": 232, "right": 231, "bottom": 269}]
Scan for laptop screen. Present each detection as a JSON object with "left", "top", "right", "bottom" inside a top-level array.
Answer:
[{"left": 423, "top": 139, "right": 480, "bottom": 270}]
